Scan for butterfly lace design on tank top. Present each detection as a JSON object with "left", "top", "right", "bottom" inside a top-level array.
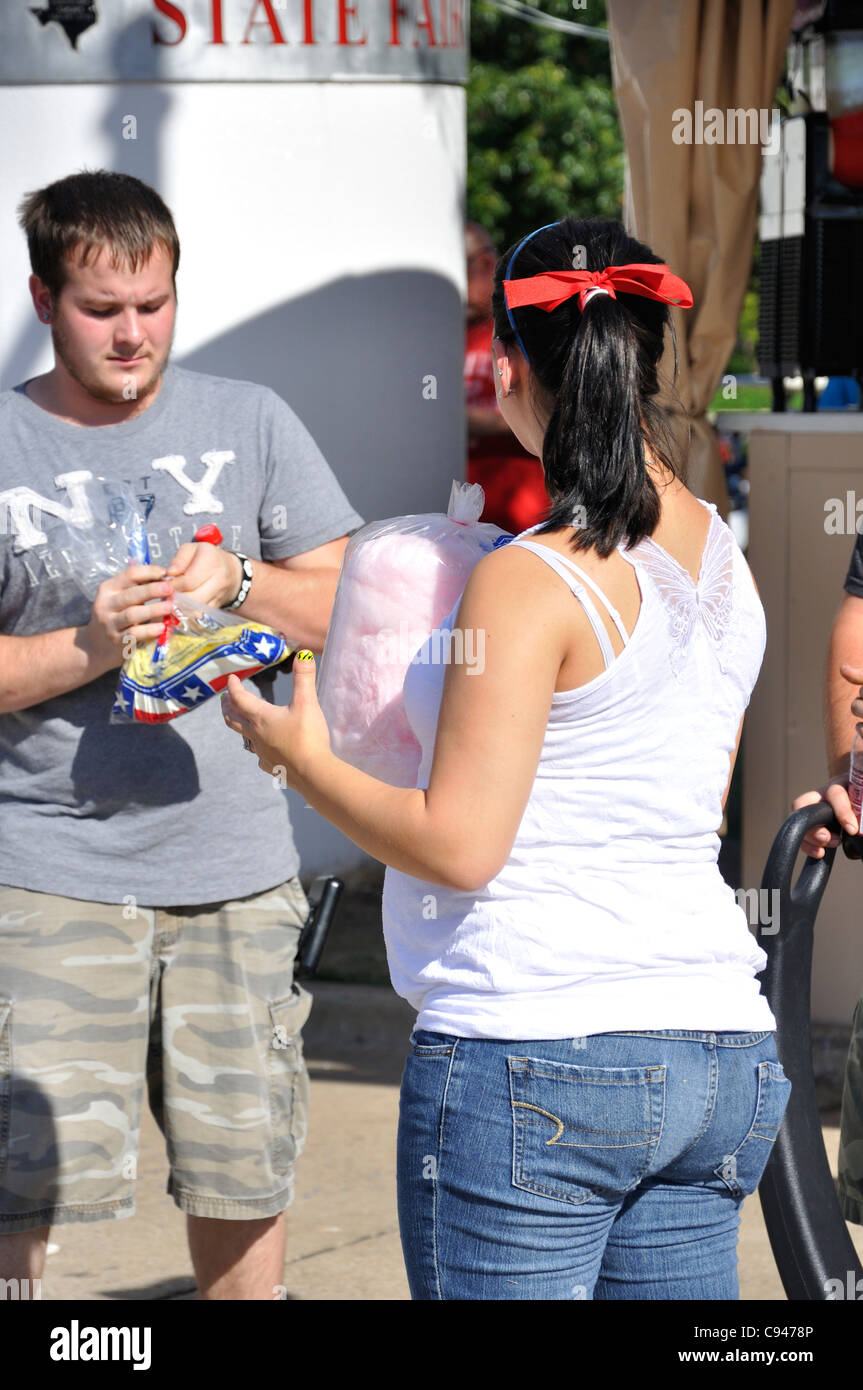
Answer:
[{"left": 631, "top": 510, "right": 735, "bottom": 678}]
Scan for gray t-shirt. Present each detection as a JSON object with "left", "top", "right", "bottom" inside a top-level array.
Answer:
[{"left": 0, "top": 364, "right": 364, "bottom": 906}]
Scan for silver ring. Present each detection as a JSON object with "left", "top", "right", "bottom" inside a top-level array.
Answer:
[{"left": 243, "top": 737, "right": 253, "bottom": 751}]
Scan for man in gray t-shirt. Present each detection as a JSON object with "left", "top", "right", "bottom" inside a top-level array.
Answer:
[{"left": 0, "top": 170, "right": 363, "bottom": 1298}]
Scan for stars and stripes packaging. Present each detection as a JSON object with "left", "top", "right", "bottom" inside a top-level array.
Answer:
[
  {"left": 62, "top": 475, "right": 292, "bottom": 724},
  {"left": 112, "top": 598, "right": 291, "bottom": 724}
]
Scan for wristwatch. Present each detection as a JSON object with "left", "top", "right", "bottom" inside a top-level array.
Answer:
[{"left": 225, "top": 552, "right": 254, "bottom": 610}]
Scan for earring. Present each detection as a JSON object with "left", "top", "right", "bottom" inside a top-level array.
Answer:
[{"left": 41, "top": 312, "right": 50, "bottom": 322}]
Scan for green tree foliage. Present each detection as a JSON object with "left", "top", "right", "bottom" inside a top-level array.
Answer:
[
  {"left": 467, "top": 0, "right": 624, "bottom": 255},
  {"left": 727, "top": 243, "right": 760, "bottom": 376},
  {"left": 467, "top": 1, "right": 765, "bottom": 378}
]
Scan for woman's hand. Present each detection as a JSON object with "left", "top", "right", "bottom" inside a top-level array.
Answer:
[
  {"left": 221, "top": 650, "right": 332, "bottom": 788},
  {"left": 792, "top": 779, "right": 857, "bottom": 858}
]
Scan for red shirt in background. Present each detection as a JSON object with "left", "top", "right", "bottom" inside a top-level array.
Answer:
[{"left": 464, "top": 317, "right": 552, "bottom": 535}]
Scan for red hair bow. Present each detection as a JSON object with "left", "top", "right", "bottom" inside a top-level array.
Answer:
[{"left": 503, "top": 262, "right": 694, "bottom": 315}]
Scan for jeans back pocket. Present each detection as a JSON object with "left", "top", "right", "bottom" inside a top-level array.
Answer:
[
  {"left": 409, "top": 1030, "right": 457, "bottom": 1057},
  {"left": 508, "top": 1055, "right": 666, "bottom": 1207},
  {"left": 714, "top": 1059, "right": 791, "bottom": 1197}
]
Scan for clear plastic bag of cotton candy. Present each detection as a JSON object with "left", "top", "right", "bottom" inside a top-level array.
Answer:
[
  {"left": 63, "top": 476, "right": 292, "bottom": 725},
  {"left": 317, "top": 480, "right": 512, "bottom": 788}
]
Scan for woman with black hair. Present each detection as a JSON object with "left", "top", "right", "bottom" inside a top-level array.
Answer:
[{"left": 222, "top": 217, "right": 788, "bottom": 1301}]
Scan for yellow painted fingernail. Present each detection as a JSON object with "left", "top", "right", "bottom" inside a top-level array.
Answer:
[{"left": 296, "top": 650, "right": 315, "bottom": 662}]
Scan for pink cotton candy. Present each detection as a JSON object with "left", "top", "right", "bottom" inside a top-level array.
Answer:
[{"left": 318, "top": 485, "right": 509, "bottom": 787}]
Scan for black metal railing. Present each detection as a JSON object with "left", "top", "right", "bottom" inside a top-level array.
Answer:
[{"left": 758, "top": 800, "right": 863, "bottom": 1299}]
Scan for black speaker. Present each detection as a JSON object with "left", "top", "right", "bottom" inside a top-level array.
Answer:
[{"left": 758, "top": 112, "right": 863, "bottom": 406}]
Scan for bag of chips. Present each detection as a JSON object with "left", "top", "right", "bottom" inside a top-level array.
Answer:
[
  {"left": 317, "top": 481, "right": 511, "bottom": 787},
  {"left": 64, "top": 477, "right": 292, "bottom": 724},
  {"left": 111, "top": 597, "right": 291, "bottom": 724}
]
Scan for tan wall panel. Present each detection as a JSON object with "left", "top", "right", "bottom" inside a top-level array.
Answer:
[
  {"left": 744, "top": 426, "right": 863, "bottom": 1022},
  {"left": 744, "top": 432, "right": 789, "bottom": 884}
]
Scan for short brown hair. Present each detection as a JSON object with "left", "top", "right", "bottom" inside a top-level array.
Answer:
[{"left": 17, "top": 168, "right": 180, "bottom": 300}]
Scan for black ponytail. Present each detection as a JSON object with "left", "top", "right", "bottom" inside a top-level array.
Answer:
[{"left": 491, "top": 217, "right": 680, "bottom": 557}]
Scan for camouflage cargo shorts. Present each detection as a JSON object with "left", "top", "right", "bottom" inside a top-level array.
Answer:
[{"left": 0, "top": 877, "right": 312, "bottom": 1231}]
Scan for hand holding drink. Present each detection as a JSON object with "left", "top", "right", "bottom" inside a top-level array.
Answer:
[{"left": 795, "top": 662, "right": 863, "bottom": 857}]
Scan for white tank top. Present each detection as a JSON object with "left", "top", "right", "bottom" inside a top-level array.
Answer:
[{"left": 381, "top": 501, "right": 774, "bottom": 1039}]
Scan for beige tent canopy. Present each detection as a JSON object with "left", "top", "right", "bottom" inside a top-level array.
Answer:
[{"left": 606, "top": 0, "right": 796, "bottom": 509}]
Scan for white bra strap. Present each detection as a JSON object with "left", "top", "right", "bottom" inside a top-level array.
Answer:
[
  {"left": 509, "top": 539, "right": 616, "bottom": 669},
  {"left": 513, "top": 539, "right": 631, "bottom": 646}
]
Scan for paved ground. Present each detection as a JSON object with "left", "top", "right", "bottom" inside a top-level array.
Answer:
[{"left": 36, "top": 978, "right": 863, "bottom": 1302}]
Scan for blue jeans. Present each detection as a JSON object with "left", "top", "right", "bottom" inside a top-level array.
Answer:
[{"left": 397, "top": 1028, "right": 790, "bottom": 1300}]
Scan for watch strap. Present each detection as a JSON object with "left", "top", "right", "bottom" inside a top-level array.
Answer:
[{"left": 225, "top": 552, "right": 254, "bottom": 610}]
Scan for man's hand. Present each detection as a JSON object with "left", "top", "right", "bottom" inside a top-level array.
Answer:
[
  {"left": 793, "top": 779, "right": 858, "bottom": 858},
  {"left": 793, "top": 661, "right": 863, "bottom": 857},
  {"left": 80, "top": 564, "right": 176, "bottom": 669},
  {"left": 165, "top": 543, "right": 243, "bottom": 609}
]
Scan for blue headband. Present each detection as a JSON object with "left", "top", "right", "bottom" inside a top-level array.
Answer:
[{"left": 503, "top": 220, "right": 560, "bottom": 363}]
